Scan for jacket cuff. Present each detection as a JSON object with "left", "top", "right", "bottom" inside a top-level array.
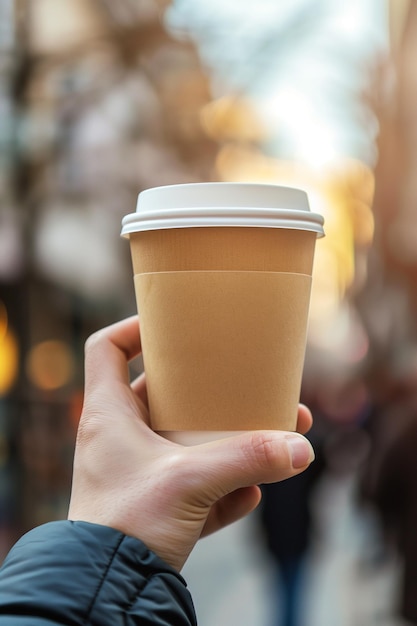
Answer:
[{"left": 0, "top": 520, "right": 196, "bottom": 626}]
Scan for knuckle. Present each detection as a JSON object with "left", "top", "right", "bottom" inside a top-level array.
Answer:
[
  {"left": 242, "top": 431, "right": 289, "bottom": 472},
  {"left": 84, "top": 329, "right": 105, "bottom": 356},
  {"left": 76, "top": 410, "right": 101, "bottom": 447},
  {"left": 75, "top": 391, "right": 109, "bottom": 447}
]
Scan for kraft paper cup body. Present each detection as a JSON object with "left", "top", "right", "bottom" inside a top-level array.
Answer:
[{"left": 121, "top": 183, "right": 325, "bottom": 444}]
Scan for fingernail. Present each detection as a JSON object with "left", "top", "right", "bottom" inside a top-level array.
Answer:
[{"left": 286, "top": 435, "right": 315, "bottom": 469}]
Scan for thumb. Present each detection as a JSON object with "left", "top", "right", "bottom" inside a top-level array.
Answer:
[{"left": 184, "top": 431, "right": 315, "bottom": 503}]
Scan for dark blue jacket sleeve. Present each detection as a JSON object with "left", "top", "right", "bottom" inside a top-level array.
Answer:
[{"left": 0, "top": 521, "right": 197, "bottom": 626}]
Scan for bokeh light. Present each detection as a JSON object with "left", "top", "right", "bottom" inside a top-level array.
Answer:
[
  {"left": 0, "top": 301, "right": 7, "bottom": 342},
  {"left": 0, "top": 325, "right": 19, "bottom": 396},
  {"left": 25, "top": 340, "right": 75, "bottom": 391}
]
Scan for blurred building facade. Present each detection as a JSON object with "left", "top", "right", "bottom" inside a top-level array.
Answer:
[{"left": 0, "top": 0, "right": 218, "bottom": 554}]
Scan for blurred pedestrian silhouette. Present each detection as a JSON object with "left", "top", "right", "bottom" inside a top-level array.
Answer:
[
  {"left": 257, "top": 422, "right": 325, "bottom": 626},
  {"left": 257, "top": 369, "right": 371, "bottom": 626}
]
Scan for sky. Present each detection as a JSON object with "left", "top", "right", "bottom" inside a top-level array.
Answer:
[
  {"left": 167, "top": 0, "right": 389, "bottom": 167},
  {"left": 0, "top": 0, "right": 13, "bottom": 49}
]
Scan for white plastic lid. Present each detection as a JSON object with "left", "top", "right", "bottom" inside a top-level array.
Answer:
[{"left": 121, "top": 182, "right": 325, "bottom": 237}]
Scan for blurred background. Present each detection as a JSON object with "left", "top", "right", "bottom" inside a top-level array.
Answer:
[{"left": 1, "top": 0, "right": 417, "bottom": 624}]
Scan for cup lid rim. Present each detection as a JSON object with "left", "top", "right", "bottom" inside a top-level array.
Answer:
[{"left": 120, "top": 183, "right": 325, "bottom": 237}]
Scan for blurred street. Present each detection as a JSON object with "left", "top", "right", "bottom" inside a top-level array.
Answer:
[{"left": 183, "top": 470, "right": 408, "bottom": 626}]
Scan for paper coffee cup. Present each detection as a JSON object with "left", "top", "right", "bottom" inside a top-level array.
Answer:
[{"left": 121, "top": 183, "right": 325, "bottom": 444}]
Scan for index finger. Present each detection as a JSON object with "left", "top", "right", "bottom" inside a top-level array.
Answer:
[
  {"left": 296, "top": 403, "right": 313, "bottom": 435},
  {"left": 84, "top": 315, "right": 141, "bottom": 393}
]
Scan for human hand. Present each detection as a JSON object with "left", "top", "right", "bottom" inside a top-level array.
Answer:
[{"left": 68, "top": 316, "right": 315, "bottom": 571}]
